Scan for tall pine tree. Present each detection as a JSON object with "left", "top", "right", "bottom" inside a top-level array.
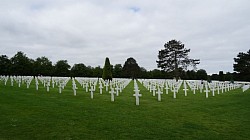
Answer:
[{"left": 156, "top": 40, "right": 200, "bottom": 80}]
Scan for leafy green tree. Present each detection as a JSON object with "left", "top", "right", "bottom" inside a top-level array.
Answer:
[
  {"left": 196, "top": 69, "right": 208, "bottom": 80},
  {"left": 71, "top": 63, "right": 88, "bottom": 77},
  {"left": 122, "top": 57, "right": 140, "bottom": 79},
  {"left": 33, "top": 56, "right": 53, "bottom": 76},
  {"left": 102, "top": 57, "right": 112, "bottom": 80},
  {"left": 139, "top": 67, "right": 148, "bottom": 79},
  {"left": 86, "top": 66, "right": 94, "bottom": 77},
  {"left": 219, "top": 71, "right": 224, "bottom": 81},
  {"left": 93, "top": 66, "right": 103, "bottom": 77},
  {"left": 157, "top": 40, "right": 200, "bottom": 81},
  {"left": 113, "top": 64, "right": 122, "bottom": 78},
  {"left": 148, "top": 69, "right": 166, "bottom": 79},
  {"left": 54, "top": 60, "right": 71, "bottom": 77},
  {"left": 234, "top": 49, "right": 250, "bottom": 81},
  {"left": 211, "top": 74, "right": 219, "bottom": 81},
  {"left": 224, "top": 72, "right": 233, "bottom": 82},
  {"left": 207, "top": 75, "right": 212, "bottom": 83},
  {"left": 10, "top": 51, "right": 34, "bottom": 76},
  {"left": 0, "top": 55, "right": 11, "bottom": 75},
  {"left": 186, "top": 70, "right": 197, "bottom": 80}
]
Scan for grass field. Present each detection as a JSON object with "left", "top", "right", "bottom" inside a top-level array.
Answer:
[{"left": 0, "top": 79, "right": 250, "bottom": 140}]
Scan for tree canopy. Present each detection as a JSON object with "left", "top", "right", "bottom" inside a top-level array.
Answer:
[
  {"left": 157, "top": 40, "right": 200, "bottom": 80},
  {"left": 102, "top": 57, "right": 112, "bottom": 81},
  {"left": 10, "top": 51, "right": 34, "bottom": 76},
  {"left": 33, "top": 56, "right": 53, "bottom": 76},
  {"left": 0, "top": 50, "right": 248, "bottom": 81},
  {"left": 54, "top": 60, "right": 71, "bottom": 77},
  {"left": 234, "top": 49, "right": 250, "bottom": 81},
  {"left": 122, "top": 57, "right": 140, "bottom": 79},
  {"left": 196, "top": 69, "right": 208, "bottom": 80},
  {"left": 0, "top": 55, "right": 11, "bottom": 75}
]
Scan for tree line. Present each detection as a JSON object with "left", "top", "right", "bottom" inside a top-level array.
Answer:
[
  {"left": 0, "top": 43, "right": 249, "bottom": 81},
  {"left": 155, "top": 39, "right": 249, "bottom": 82}
]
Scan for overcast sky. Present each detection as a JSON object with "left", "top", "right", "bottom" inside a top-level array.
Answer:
[{"left": 0, "top": 0, "right": 249, "bottom": 74}]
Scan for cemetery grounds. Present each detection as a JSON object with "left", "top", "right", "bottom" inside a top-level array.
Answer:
[{"left": 0, "top": 76, "right": 250, "bottom": 139}]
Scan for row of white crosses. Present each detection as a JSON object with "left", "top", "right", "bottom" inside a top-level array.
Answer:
[
  {"left": 133, "top": 80, "right": 142, "bottom": 105},
  {"left": 139, "top": 79, "right": 183, "bottom": 99},
  {"left": 186, "top": 80, "right": 242, "bottom": 98},
  {"left": 37, "top": 76, "right": 70, "bottom": 93},
  {"left": 72, "top": 78, "right": 78, "bottom": 96},
  {"left": 75, "top": 77, "right": 98, "bottom": 98},
  {"left": 108, "top": 79, "right": 131, "bottom": 102},
  {"left": 75, "top": 77, "right": 98, "bottom": 95},
  {"left": 0, "top": 76, "right": 249, "bottom": 102},
  {"left": 139, "top": 79, "right": 245, "bottom": 99},
  {"left": 74, "top": 77, "right": 131, "bottom": 99},
  {"left": 0, "top": 75, "right": 70, "bottom": 93},
  {"left": 72, "top": 77, "right": 96, "bottom": 97}
]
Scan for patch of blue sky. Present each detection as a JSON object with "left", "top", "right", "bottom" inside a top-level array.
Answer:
[
  {"left": 29, "top": 3, "right": 45, "bottom": 11},
  {"left": 129, "top": 6, "right": 140, "bottom": 13}
]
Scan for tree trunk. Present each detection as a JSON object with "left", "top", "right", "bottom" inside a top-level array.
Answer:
[{"left": 174, "top": 51, "right": 179, "bottom": 82}]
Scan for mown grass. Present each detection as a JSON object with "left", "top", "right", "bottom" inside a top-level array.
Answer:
[{"left": 0, "top": 79, "right": 250, "bottom": 140}]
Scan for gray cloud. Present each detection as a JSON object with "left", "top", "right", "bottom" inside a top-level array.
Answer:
[{"left": 0, "top": 0, "right": 250, "bottom": 74}]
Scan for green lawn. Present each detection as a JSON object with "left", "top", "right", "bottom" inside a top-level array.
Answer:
[{"left": 0, "top": 79, "right": 250, "bottom": 140}]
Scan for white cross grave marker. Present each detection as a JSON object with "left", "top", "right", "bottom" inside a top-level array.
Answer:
[
  {"left": 192, "top": 85, "right": 196, "bottom": 94},
  {"left": 183, "top": 81, "right": 188, "bottom": 96},
  {"left": 165, "top": 83, "right": 169, "bottom": 94},
  {"left": 109, "top": 88, "right": 115, "bottom": 102},
  {"left": 99, "top": 84, "right": 103, "bottom": 94},
  {"left": 105, "top": 82, "right": 109, "bottom": 92},
  {"left": 173, "top": 87, "right": 178, "bottom": 99},
  {"left": 211, "top": 86, "right": 215, "bottom": 96},
  {"left": 72, "top": 83, "right": 78, "bottom": 96},
  {"left": 133, "top": 89, "right": 142, "bottom": 105},
  {"left": 90, "top": 86, "right": 94, "bottom": 99},
  {"left": 18, "top": 79, "right": 21, "bottom": 88},
  {"left": 115, "top": 86, "right": 120, "bottom": 96},
  {"left": 217, "top": 86, "right": 220, "bottom": 94},
  {"left": 156, "top": 88, "right": 163, "bottom": 101},
  {"left": 36, "top": 81, "right": 39, "bottom": 91},
  {"left": 204, "top": 84, "right": 210, "bottom": 98}
]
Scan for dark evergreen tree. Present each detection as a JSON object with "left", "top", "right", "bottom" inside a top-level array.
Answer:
[
  {"left": 233, "top": 49, "right": 250, "bottom": 81},
  {"left": 122, "top": 57, "right": 140, "bottom": 79},
  {"left": 156, "top": 40, "right": 200, "bottom": 80},
  {"left": 102, "top": 57, "right": 112, "bottom": 81}
]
